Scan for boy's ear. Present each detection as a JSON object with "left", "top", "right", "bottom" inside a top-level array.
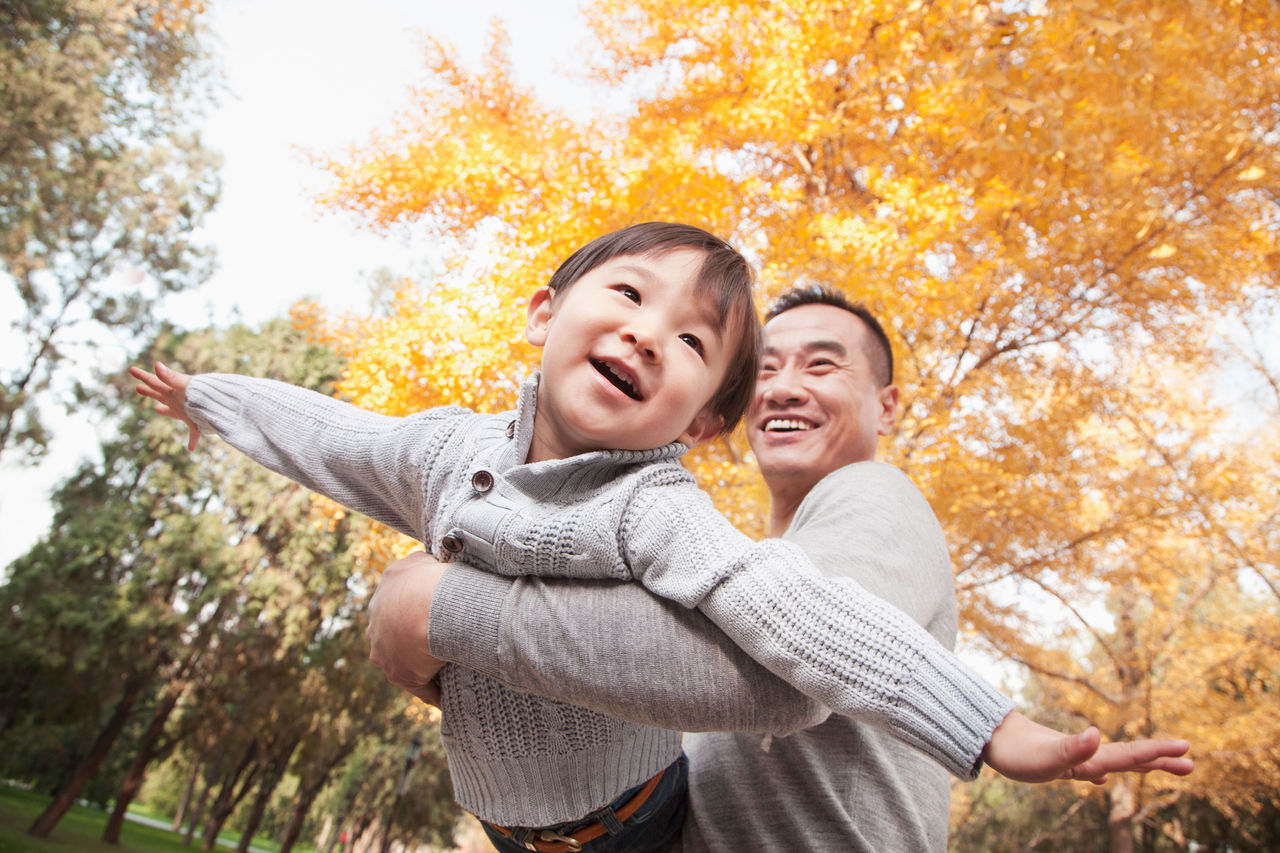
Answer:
[
  {"left": 677, "top": 408, "right": 724, "bottom": 450},
  {"left": 525, "top": 287, "right": 555, "bottom": 347}
]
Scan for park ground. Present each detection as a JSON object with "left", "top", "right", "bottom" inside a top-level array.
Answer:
[{"left": 0, "top": 784, "right": 285, "bottom": 853}]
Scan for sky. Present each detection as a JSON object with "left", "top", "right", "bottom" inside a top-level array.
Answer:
[{"left": 0, "top": 0, "right": 591, "bottom": 567}]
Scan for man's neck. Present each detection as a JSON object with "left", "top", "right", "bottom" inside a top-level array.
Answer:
[{"left": 766, "top": 479, "right": 813, "bottom": 537}]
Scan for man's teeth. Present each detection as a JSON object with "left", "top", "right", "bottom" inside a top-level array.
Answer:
[{"left": 765, "top": 419, "right": 812, "bottom": 431}]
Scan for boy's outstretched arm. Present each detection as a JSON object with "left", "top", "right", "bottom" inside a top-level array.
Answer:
[
  {"left": 981, "top": 710, "right": 1193, "bottom": 784},
  {"left": 131, "top": 363, "right": 202, "bottom": 450}
]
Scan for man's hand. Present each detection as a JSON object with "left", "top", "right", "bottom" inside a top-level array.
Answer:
[
  {"left": 981, "top": 710, "right": 1193, "bottom": 785},
  {"left": 368, "top": 552, "right": 449, "bottom": 707},
  {"left": 131, "top": 363, "right": 201, "bottom": 451}
]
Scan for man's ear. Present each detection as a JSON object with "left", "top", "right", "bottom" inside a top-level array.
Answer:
[
  {"left": 525, "top": 287, "right": 556, "bottom": 347},
  {"left": 677, "top": 408, "right": 725, "bottom": 450},
  {"left": 876, "top": 384, "right": 900, "bottom": 436}
]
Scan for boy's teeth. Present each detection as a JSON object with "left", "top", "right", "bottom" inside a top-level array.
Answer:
[
  {"left": 594, "top": 360, "right": 641, "bottom": 399},
  {"left": 766, "top": 419, "right": 812, "bottom": 431}
]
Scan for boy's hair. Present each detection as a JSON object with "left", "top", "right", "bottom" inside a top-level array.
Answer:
[
  {"left": 548, "top": 222, "right": 760, "bottom": 435},
  {"left": 765, "top": 285, "right": 894, "bottom": 387}
]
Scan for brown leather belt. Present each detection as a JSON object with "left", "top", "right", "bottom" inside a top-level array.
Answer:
[{"left": 483, "top": 766, "right": 666, "bottom": 852}]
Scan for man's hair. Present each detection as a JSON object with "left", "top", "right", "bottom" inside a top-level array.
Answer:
[
  {"left": 547, "top": 222, "right": 760, "bottom": 435},
  {"left": 765, "top": 285, "right": 894, "bottom": 387}
]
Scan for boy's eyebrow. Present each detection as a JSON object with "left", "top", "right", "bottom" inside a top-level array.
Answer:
[{"left": 694, "top": 303, "right": 725, "bottom": 347}]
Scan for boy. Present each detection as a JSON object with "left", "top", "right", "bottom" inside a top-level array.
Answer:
[{"left": 134, "top": 222, "right": 1187, "bottom": 852}]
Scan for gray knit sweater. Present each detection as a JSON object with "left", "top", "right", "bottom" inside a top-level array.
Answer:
[
  {"left": 186, "top": 372, "right": 1012, "bottom": 827},
  {"left": 432, "top": 463, "right": 962, "bottom": 850}
]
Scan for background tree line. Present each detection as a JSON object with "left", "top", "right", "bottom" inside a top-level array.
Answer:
[
  {"left": 1, "top": 2, "right": 460, "bottom": 849},
  {"left": 3, "top": 0, "right": 1278, "bottom": 852},
  {"left": 0, "top": 319, "right": 460, "bottom": 850}
]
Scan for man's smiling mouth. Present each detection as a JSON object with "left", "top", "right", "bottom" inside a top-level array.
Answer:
[
  {"left": 763, "top": 418, "right": 814, "bottom": 432},
  {"left": 592, "top": 359, "right": 643, "bottom": 400}
]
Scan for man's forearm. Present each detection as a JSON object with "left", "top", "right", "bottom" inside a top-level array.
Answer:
[{"left": 429, "top": 563, "right": 830, "bottom": 735}]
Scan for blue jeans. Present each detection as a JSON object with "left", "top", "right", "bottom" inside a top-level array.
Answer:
[{"left": 482, "top": 753, "right": 688, "bottom": 853}]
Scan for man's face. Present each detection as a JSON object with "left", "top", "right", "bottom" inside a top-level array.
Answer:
[
  {"left": 524, "top": 248, "right": 731, "bottom": 462},
  {"left": 747, "top": 303, "right": 898, "bottom": 489}
]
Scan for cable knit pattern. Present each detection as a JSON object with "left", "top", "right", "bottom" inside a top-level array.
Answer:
[{"left": 185, "top": 371, "right": 1012, "bottom": 824}]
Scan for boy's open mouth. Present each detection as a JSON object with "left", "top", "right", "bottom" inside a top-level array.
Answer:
[{"left": 592, "top": 359, "right": 642, "bottom": 400}]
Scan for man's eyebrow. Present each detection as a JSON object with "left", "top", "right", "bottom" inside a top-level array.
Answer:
[{"left": 762, "top": 340, "right": 848, "bottom": 358}]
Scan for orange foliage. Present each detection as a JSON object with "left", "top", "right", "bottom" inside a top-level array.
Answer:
[{"left": 313, "top": 2, "right": 1280, "bottom": 843}]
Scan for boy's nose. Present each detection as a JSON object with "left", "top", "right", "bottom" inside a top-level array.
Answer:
[{"left": 623, "top": 327, "right": 659, "bottom": 361}]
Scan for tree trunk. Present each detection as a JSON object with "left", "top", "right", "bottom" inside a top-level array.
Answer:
[
  {"left": 201, "top": 743, "right": 260, "bottom": 851},
  {"left": 28, "top": 669, "right": 148, "bottom": 837},
  {"left": 281, "top": 743, "right": 358, "bottom": 853},
  {"left": 1108, "top": 775, "right": 1138, "bottom": 853},
  {"left": 103, "top": 687, "right": 183, "bottom": 843},
  {"left": 183, "top": 771, "right": 212, "bottom": 846},
  {"left": 235, "top": 743, "right": 297, "bottom": 853},
  {"left": 174, "top": 760, "right": 200, "bottom": 832}
]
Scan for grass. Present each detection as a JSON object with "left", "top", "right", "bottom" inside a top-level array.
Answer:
[{"left": 0, "top": 785, "right": 305, "bottom": 853}]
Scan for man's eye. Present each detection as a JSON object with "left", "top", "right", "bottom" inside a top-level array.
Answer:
[
  {"left": 679, "top": 333, "right": 703, "bottom": 353},
  {"left": 617, "top": 285, "right": 640, "bottom": 303},
  {"left": 809, "top": 359, "right": 835, "bottom": 369}
]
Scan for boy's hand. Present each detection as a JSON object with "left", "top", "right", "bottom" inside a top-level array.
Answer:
[
  {"left": 981, "top": 710, "right": 1193, "bottom": 785},
  {"left": 368, "top": 551, "right": 449, "bottom": 708},
  {"left": 131, "top": 363, "right": 202, "bottom": 451}
]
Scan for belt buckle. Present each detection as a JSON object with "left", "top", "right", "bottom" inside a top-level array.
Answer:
[{"left": 537, "top": 828, "right": 584, "bottom": 851}]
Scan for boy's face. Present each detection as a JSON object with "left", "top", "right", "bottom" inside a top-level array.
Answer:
[{"left": 524, "top": 248, "right": 732, "bottom": 462}]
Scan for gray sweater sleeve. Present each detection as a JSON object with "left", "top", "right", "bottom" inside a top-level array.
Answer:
[
  {"left": 428, "top": 462, "right": 1009, "bottom": 765},
  {"left": 622, "top": 468, "right": 1014, "bottom": 779},
  {"left": 185, "top": 373, "right": 443, "bottom": 541},
  {"left": 429, "top": 566, "right": 832, "bottom": 734}
]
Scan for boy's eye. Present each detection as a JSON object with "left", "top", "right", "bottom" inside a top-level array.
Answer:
[
  {"left": 617, "top": 285, "right": 641, "bottom": 303},
  {"left": 679, "top": 333, "right": 703, "bottom": 353}
]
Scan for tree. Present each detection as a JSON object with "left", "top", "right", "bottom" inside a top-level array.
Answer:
[
  {"left": 316, "top": 2, "right": 1280, "bottom": 849},
  {"left": 0, "top": 317, "right": 394, "bottom": 841},
  {"left": 0, "top": 0, "right": 218, "bottom": 462}
]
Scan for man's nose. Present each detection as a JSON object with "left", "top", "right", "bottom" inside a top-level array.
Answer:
[{"left": 760, "top": 365, "right": 807, "bottom": 405}]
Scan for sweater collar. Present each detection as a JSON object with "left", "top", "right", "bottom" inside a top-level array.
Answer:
[{"left": 510, "top": 371, "right": 688, "bottom": 473}]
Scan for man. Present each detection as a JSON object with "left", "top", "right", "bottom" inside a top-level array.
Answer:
[{"left": 369, "top": 286, "right": 1191, "bottom": 851}]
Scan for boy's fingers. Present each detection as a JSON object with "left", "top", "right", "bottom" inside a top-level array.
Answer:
[
  {"left": 154, "top": 361, "right": 189, "bottom": 390},
  {"left": 1066, "top": 739, "right": 1193, "bottom": 781}
]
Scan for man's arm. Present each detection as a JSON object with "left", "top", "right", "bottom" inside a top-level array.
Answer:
[
  {"left": 402, "top": 462, "right": 1192, "bottom": 781},
  {"left": 415, "top": 556, "right": 831, "bottom": 734},
  {"left": 374, "top": 559, "right": 1192, "bottom": 784}
]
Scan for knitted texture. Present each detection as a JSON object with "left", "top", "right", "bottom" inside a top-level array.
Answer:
[
  {"left": 187, "top": 372, "right": 1012, "bottom": 824},
  {"left": 432, "top": 463, "right": 981, "bottom": 850}
]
